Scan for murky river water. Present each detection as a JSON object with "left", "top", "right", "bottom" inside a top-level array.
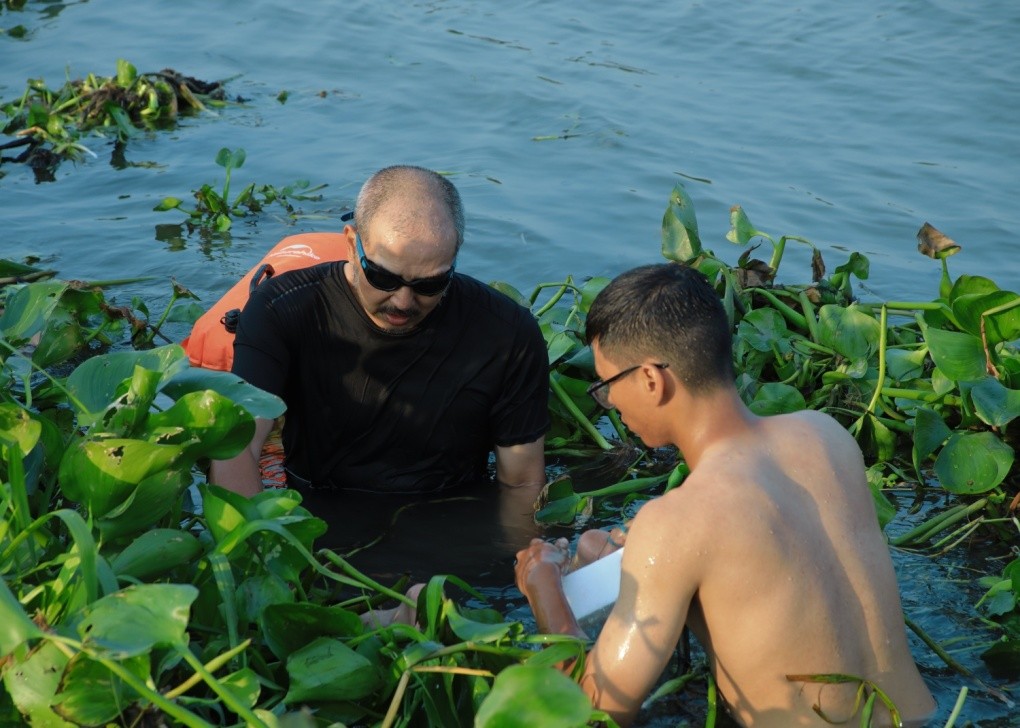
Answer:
[{"left": 2, "top": 0, "right": 1017, "bottom": 723}]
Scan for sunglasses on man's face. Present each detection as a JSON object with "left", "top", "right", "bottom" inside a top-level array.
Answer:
[{"left": 355, "top": 234, "right": 456, "bottom": 297}]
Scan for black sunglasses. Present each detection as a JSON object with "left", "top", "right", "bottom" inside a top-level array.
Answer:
[
  {"left": 587, "top": 362, "right": 669, "bottom": 409},
  {"left": 355, "top": 233, "right": 456, "bottom": 297}
]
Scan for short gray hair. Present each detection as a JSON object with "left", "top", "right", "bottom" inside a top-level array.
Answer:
[{"left": 354, "top": 165, "right": 465, "bottom": 250}]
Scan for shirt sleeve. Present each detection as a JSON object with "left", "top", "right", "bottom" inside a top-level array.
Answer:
[
  {"left": 490, "top": 307, "right": 551, "bottom": 447},
  {"left": 231, "top": 281, "right": 291, "bottom": 399}
]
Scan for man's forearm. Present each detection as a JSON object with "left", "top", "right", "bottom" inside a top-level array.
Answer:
[{"left": 525, "top": 563, "right": 587, "bottom": 638}]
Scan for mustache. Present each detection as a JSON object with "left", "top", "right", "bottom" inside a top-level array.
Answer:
[{"left": 378, "top": 303, "right": 421, "bottom": 319}]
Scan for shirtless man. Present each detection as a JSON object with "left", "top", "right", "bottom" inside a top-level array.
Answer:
[{"left": 515, "top": 263, "right": 935, "bottom": 727}]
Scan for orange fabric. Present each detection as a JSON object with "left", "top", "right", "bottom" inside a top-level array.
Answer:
[{"left": 181, "top": 232, "right": 347, "bottom": 371}]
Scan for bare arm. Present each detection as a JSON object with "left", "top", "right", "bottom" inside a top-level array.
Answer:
[
  {"left": 515, "top": 537, "right": 587, "bottom": 639},
  {"left": 495, "top": 437, "right": 546, "bottom": 488},
  {"left": 208, "top": 417, "right": 276, "bottom": 497},
  {"left": 517, "top": 498, "right": 702, "bottom": 726},
  {"left": 494, "top": 437, "right": 546, "bottom": 541}
]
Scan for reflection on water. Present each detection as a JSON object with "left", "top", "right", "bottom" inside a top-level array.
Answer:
[{"left": 303, "top": 481, "right": 555, "bottom": 587}]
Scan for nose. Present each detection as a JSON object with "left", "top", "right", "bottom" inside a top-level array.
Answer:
[{"left": 390, "top": 285, "right": 416, "bottom": 309}]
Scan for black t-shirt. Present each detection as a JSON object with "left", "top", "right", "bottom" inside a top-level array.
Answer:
[{"left": 232, "top": 261, "right": 550, "bottom": 494}]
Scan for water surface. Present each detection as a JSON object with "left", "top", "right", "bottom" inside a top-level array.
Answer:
[{"left": 2, "top": 1, "right": 1017, "bottom": 723}]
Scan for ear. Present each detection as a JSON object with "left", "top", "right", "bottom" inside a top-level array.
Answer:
[
  {"left": 639, "top": 361, "right": 673, "bottom": 406},
  {"left": 342, "top": 224, "right": 358, "bottom": 261}
]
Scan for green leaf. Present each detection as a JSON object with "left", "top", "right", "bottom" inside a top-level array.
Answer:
[
  {"left": 535, "top": 492, "right": 589, "bottom": 525},
  {"left": 865, "top": 468, "right": 896, "bottom": 530},
  {"left": 261, "top": 603, "right": 363, "bottom": 661},
  {"left": 726, "top": 205, "right": 769, "bottom": 246},
  {"left": 748, "top": 382, "right": 806, "bottom": 416},
  {"left": 0, "top": 403, "right": 42, "bottom": 457},
  {"left": 115, "top": 58, "right": 137, "bottom": 87},
  {"left": 215, "top": 147, "right": 233, "bottom": 168},
  {"left": 934, "top": 431, "right": 1014, "bottom": 495},
  {"left": 97, "top": 468, "right": 191, "bottom": 542},
  {"left": 952, "top": 290, "right": 1020, "bottom": 346},
  {"left": 546, "top": 330, "right": 579, "bottom": 365},
  {"left": 855, "top": 413, "right": 896, "bottom": 463},
  {"left": 661, "top": 182, "right": 702, "bottom": 262},
  {"left": 147, "top": 389, "right": 255, "bottom": 460},
  {"left": 444, "top": 601, "right": 513, "bottom": 642},
  {"left": 981, "top": 639, "right": 1020, "bottom": 677},
  {"left": 912, "top": 407, "right": 952, "bottom": 477},
  {"left": 579, "top": 277, "right": 610, "bottom": 313},
  {"left": 488, "top": 281, "right": 529, "bottom": 308},
  {"left": 104, "top": 103, "right": 138, "bottom": 139},
  {"left": 924, "top": 327, "right": 988, "bottom": 382},
  {"left": 77, "top": 584, "right": 197, "bottom": 658},
  {"left": 59, "top": 438, "right": 183, "bottom": 519},
  {"left": 0, "top": 576, "right": 44, "bottom": 656},
  {"left": 110, "top": 529, "right": 203, "bottom": 581},
  {"left": 817, "top": 305, "right": 881, "bottom": 364},
  {"left": 970, "top": 377, "right": 1020, "bottom": 429},
  {"left": 162, "top": 366, "right": 286, "bottom": 420},
  {"left": 102, "top": 365, "right": 162, "bottom": 437},
  {"left": 284, "top": 637, "right": 381, "bottom": 704},
  {"left": 948, "top": 274, "right": 999, "bottom": 305},
  {"left": 236, "top": 574, "right": 295, "bottom": 625},
  {"left": 32, "top": 307, "right": 85, "bottom": 368},
  {"left": 832, "top": 251, "right": 870, "bottom": 281},
  {"left": 66, "top": 345, "right": 187, "bottom": 418},
  {"left": 153, "top": 197, "right": 184, "bottom": 211},
  {"left": 475, "top": 665, "right": 593, "bottom": 728},
  {"left": 0, "top": 280, "right": 68, "bottom": 342},
  {"left": 201, "top": 483, "right": 262, "bottom": 545},
  {"left": 220, "top": 668, "right": 262, "bottom": 711},
  {"left": 884, "top": 348, "right": 928, "bottom": 382},
  {"left": 736, "top": 308, "right": 790, "bottom": 352},
  {"left": 52, "top": 654, "right": 148, "bottom": 725},
  {"left": 2, "top": 640, "right": 72, "bottom": 727}
]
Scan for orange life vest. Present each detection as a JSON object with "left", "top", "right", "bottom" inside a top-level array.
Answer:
[{"left": 182, "top": 232, "right": 347, "bottom": 371}]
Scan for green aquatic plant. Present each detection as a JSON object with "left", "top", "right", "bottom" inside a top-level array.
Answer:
[
  {"left": 154, "top": 147, "right": 327, "bottom": 232},
  {"left": 529, "top": 184, "right": 1019, "bottom": 684},
  {"left": 1, "top": 270, "right": 608, "bottom": 726},
  {"left": 0, "top": 59, "right": 228, "bottom": 179},
  {"left": 2, "top": 180, "right": 1018, "bottom": 724}
]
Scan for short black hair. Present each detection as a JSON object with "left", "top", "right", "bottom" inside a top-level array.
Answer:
[{"left": 586, "top": 263, "right": 734, "bottom": 391}]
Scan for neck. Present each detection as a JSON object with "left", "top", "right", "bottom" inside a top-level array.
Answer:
[{"left": 667, "top": 386, "right": 757, "bottom": 470}]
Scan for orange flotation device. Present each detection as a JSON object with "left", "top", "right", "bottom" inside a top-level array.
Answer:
[{"left": 182, "top": 232, "right": 347, "bottom": 371}]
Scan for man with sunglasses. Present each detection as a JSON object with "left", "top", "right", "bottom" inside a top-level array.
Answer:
[
  {"left": 514, "top": 263, "right": 935, "bottom": 727},
  {"left": 210, "top": 166, "right": 549, "bottom": 531}
]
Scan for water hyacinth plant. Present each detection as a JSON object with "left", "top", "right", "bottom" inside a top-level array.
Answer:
[
  {"left": 154, "top": 147, "right": 328, "bottom": 232},
  {"left": 0, "top": 59, "right": 230, "bottom": 180},
  {"left": 0, "top": 183, "right": 1017, "bottom": 725}
]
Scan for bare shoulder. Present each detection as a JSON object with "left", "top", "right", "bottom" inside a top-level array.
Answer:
[
  {"left": 774, "top": 409, "right": 863, "bottom": 459},
  {"left": 780, "top": 408, "right": 849, "bottom": 437},
  {"left": 629, "top": 473, "right": 720, "bottom": 550}
]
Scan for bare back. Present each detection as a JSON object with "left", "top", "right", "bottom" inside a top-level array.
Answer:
[{"left": 587, "top": 409, "right": 934, "bottom": 727}]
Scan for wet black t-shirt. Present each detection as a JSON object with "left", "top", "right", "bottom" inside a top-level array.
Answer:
[{"left": 232, "top": 261, "right": 549, "bottom": 494}]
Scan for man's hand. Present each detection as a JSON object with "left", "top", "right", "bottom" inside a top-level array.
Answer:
[
  {"left": 575, "top": 525, "right": 628, "bottom": 569},
  {"left": 514, "top": 537, "right": 586, "bottom": 638}
]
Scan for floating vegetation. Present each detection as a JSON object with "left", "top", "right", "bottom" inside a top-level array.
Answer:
[
  {"left": 0, "top": 184, "right": 1017, "bottom": 725},
  {"left": 0, "top": 59, "right": 231, "bottom": 180},
  {"left": 154, "top": 147, "right": 328, "bottom": 232}
]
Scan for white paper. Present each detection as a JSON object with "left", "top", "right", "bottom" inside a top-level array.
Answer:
[{"left": 561, "top": 547, "right": 624, "bottom": 621}]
